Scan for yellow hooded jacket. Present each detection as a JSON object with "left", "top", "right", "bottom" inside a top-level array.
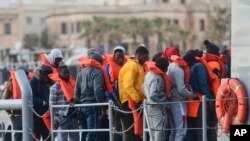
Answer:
[{"left": 118, "top": 59, "right": 145, "bottom": 104}]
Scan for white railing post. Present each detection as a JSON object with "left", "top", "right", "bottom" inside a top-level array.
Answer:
[
  {"left": 143, "top": 100, "right": 147, "bottom": 141},
  {"left": 108, "top": 100, "right": 113, "bottom": 141},
  {"left": 202, "top": 96, "right": 207, "bottom": 141},
  {"left": 15, "top": 70, "right": 33, "bottom": 141}
]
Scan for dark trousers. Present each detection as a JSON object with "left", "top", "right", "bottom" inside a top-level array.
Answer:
[
  {"left": 112, "top": 110, "right": 122, "bottom": 141},
  {"left": 12, "top": 116, "right": 22, "bottom": 141},
  {"left": 120, "top": 102, "right": 142, "bottom": 141},
  {"left": 80, "top": 106, "right": 100, "bottom": 141},
  {"left": 184, "top": 104, "right": 203, "bottom": 141},
  {"left": 33, "top": 116, "right": 51, "bottom": 141},
  {"left": 207, "top": 101, "right": 217, "bottom": 141}
]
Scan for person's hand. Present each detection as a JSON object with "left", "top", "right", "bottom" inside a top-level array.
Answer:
[
  {"left": 69, "top": 102, "right": 74, "bottom": 108},
  {"left": 101, "top": 109, "right": 108, "bottom": 119},
  {"left": 9, "top": 114, "right": 14, "bottom": 121},
  {"left": 193, "top": 95, "right": 200, "bottom": 101},
  {"left": 163, "top": 107, "right": 169, "bottom": 115},
  {"left": 135, "top": 102, "right": 142, "bottom": 109},
  {"left": 43, "top": 101, "right": 48, "bottom": 107}
]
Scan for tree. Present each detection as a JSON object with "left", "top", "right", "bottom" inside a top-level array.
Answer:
[
  {"left": 41, "top": 28, "right": 52, "bottom": 49},
  {"left": 206, "top": 7, "right": 231, "bottom": 45},
  {"left": 24, "top": 33, "right": 39, "bottom": 49}
]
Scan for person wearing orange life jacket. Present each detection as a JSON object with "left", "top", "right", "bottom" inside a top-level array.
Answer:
[
  {"left": 201, "top": 40, "right": 226, "bottom": 141},
  {"left": 2, "top": 66, "right": 31, "bottom": 141},
  {"left": 104, "top": 45, "right": 126, "bottom": 141},
  {"left": 142, "top": 57, "right": 171, "bottom": 141},
  {"left": 40, "top": 48, "right": 64, "bottom": 74},
  {"left": 162, "top": 47, "right": 195, "bottom": 141},
  {"left": 118, "top": 45, "right": 149, "bottom": 141},
  {"left": 30, "top": 65, "right": 53, "bottom": 141},
  {"left": 49, "top": 61, "right": 79, "bottom": 141},
  {"left": 183, "top": 51, "right": 213, "bottom": 141},
  {"left": 75, "top": 51, "right": 109, "bottom": 141}
]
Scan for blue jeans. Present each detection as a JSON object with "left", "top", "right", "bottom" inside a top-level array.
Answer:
[{"left": 80, "top": 106, "right": 100, "bottom": 141}]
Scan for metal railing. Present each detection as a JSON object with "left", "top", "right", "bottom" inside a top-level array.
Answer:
[
  {"left": 0, "top": 70, "right": 33, "bottom": 141},
  {"left": 142, "top": 96, "right": 207, "bottom": 141},
  {"left": 50, "top": 101, "right": 113, "bottom": 141}
]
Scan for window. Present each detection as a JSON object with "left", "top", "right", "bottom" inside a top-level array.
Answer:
[
  {"left": 200, "top": 19, "right": 205, "bottom": 31},
  {"left": 26, "top": 17, "right": 32, "bottom": 24},
  {"left": 163, "top": 0, "right": 168, "bottom": 3},
  {"left": 76, "top": 21, "right": 81, "bottom": 33},
  {"left": 181, "top": 0, "right": 185, "bottom": 4},
  {"left": 61, "top": 22, "right": 67, "bottom": 34},
  {"left": 174, "top": 19, "right": 179, "bottom": 26},
  {"left": 4, "top": 23, "right": 11, "bottom": 35}
]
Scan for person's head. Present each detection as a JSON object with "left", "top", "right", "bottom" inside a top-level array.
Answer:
[
  {"left": 204, "top": 40, "right": 220, "bottom": 56},
  {"left": 17, "top": 65, "right": 29, "bottom": 76},
  {"left": 155, "top": 57, "right": 169, "bottom": 72},
  {"left": 135, "top": 45, "right": 149, "bottom": 65},
  {"left": 87, "top": 48, "right": 102, "bottom": 57},
  {"left": 194, "top": 49, "right": 203, "bottom": 58},
  {"left": 49, "top": 48, "right": 63, "bottom": 67},
  {"left": 152, "top": 52, "right": 163, "bottom": 62},
  {"left": 183, "top": 51, "right": 197, "bottom": 67},
  {"left": 89, "top": 53, "right": 103, "bottom": 65},
  {"left": 161, "top": 47, "right": 180, "bottom": 58},
  {"left": 113, "top": 46, "right": 125, "bottom": 66},
  {"left": 39, "top": 65, "right": 53, "bottom": 83},
  {"left": 58, "top": 61, "right": 70, "bottom": 82}
]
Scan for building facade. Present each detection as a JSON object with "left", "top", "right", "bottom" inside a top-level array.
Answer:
[
  {"left": 0, "top": 0, "right": 230, "bottom": 56},
  {"left": 46, "top": 0, "right": 230, "bottom": 55}
]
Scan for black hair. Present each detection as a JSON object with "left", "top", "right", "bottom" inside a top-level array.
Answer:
[
  {"left": 152, "top": 52, "right": 163, "bottom": 62},
  {"left": 183, "top": 52, "right": 196, "bottom": 67},
  {"left": 39, "top": 65, "right": 53, "bottom": 75},
  {"left": 221, "top": 50, "right": 229, "bottom": 55},
  {"left": 155, "top": 57, "right": 169, "bottom": 70},
  {"left": 194, "top": 49, "right": 203, "bottom": 57},
  {"left": 204, "top": 40, "right": 220, "bottom": 56},
  {"left": 135, "top": 46, "right": 149, "bottom": 55}
]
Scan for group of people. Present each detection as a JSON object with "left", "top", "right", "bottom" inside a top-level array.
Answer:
[{"left": 1, "top": 39, "right": 231, "bottom": 141}]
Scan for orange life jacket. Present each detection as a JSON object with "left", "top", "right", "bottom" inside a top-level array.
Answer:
[
  {"left": 79, "top": 58, "right": 113, "bottom": 93},
  {"left": 200, "top": 53, "right": 226, "bottom": 96},
  {"left": 106, "top": 56, "right": 124, "bottom": 83},
  {"left": 187, "top": 92, "right": 202, "bottom": 117},
  {"left": 128, "top": 97, "right": 143, "bottom": 137},
  {"left": 10, "top": 71, "right": 22, "bottom": 99},
  {"left": 10, "top": 71, "right": 33, "bottom": 99},
  {"left": 43, "top": 74, "right": 75, "bottom": 131},
  {"left": 147, "top": 61, "right": 172, "bottom": 98},
  {"left": 50, "top": 74, "right": 76, "bottom": 102},
  {"left": 170, "top": 55, "right": 190, "bottom": 84},
  {"left": 40, "top": 53, "right": 58, "bottom": 74}
]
